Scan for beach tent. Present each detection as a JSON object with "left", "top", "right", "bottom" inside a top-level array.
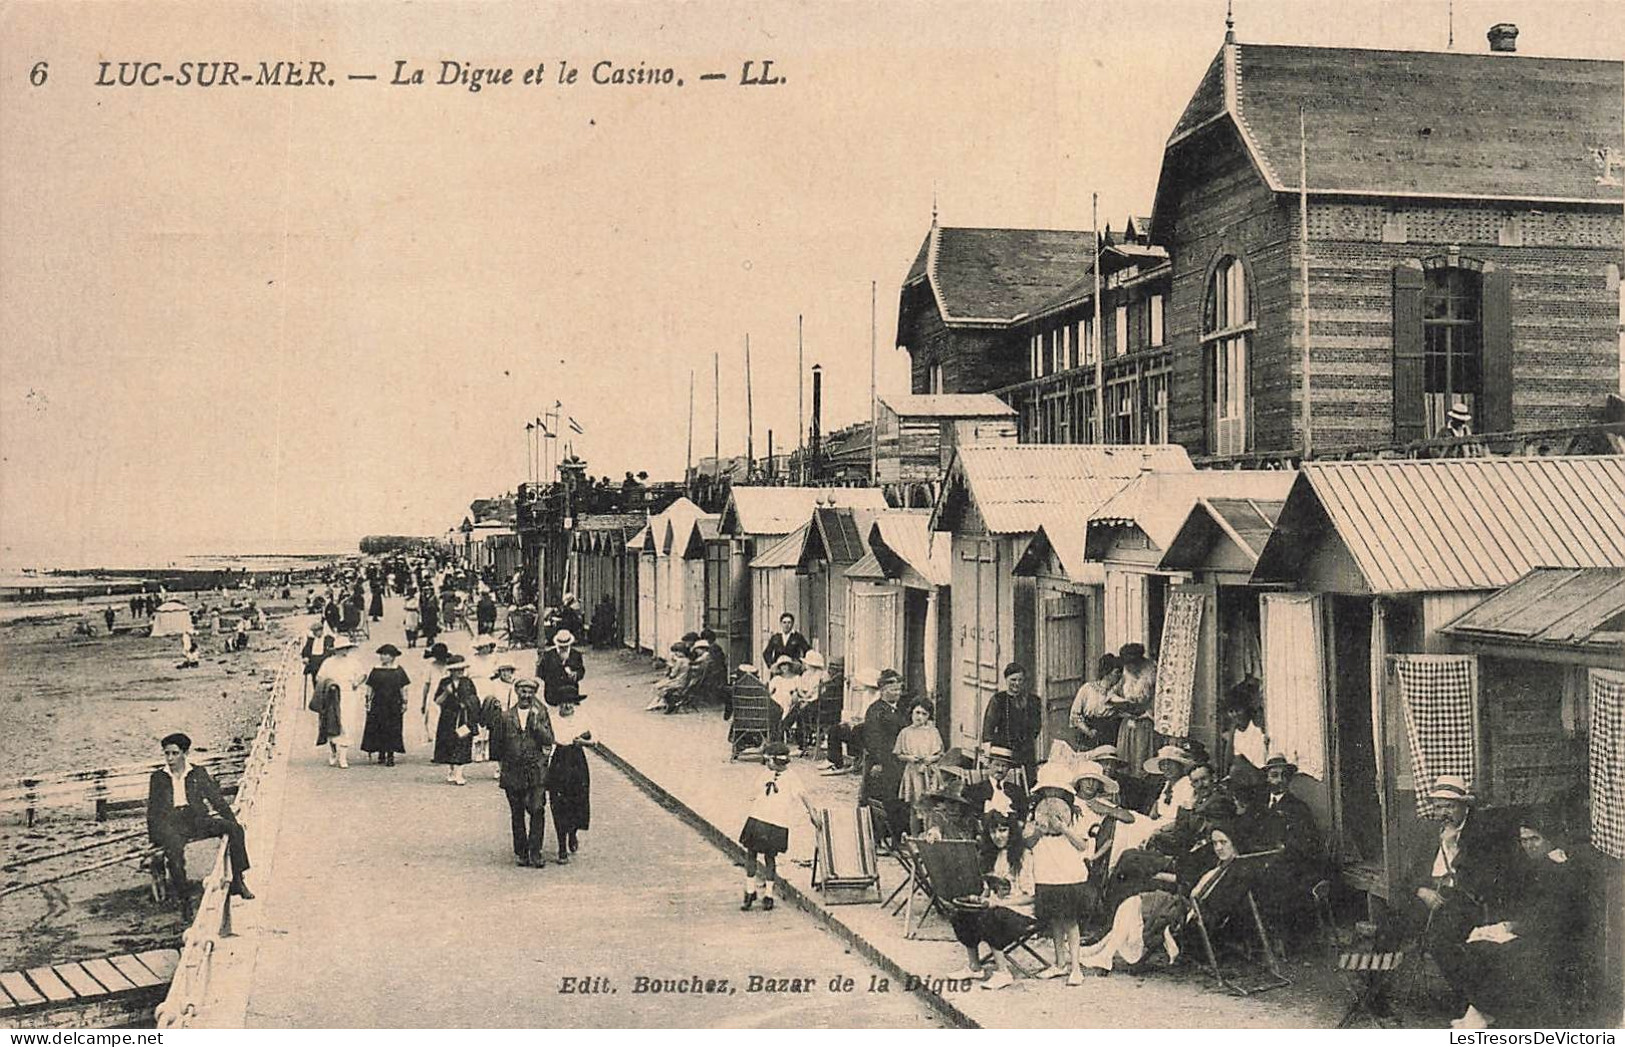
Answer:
[{"left": 150, "top": 601, "right": 194, "bottom": 637}]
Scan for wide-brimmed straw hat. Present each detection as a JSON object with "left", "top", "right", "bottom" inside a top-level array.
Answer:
[
  {"left": 1083, "top": 744, "right": 1125, "bottom": 766},
  {"left": 1425, "top": 774, "right": 1478, "bottom": 804},
  {"left": 1447, "top": 402, "right": 1473, "bottom": 424},
  {"left": 1144, "top": 744, "right": 1196, "bottom": 775}
]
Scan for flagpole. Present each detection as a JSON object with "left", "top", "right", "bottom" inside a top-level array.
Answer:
[
  {"left": 745, "top": 333, "right": 754, "bottom": 481},
  {"left": 525, "top": 424, "right": 534, "bottom": 485},
  {"left": 713, "top": 351, "right": 721, "bottom": 482},
  {"left": 1092, "top": 192, "right": 1105, "bottom": 444},
  {"left": 869, "top": 279, "right": 878, "bottom": 486},
  {"left": 685, "top": 370, "right": 695, "bottom": 497},
  {"left": 796, "top": 314, "right": 805, "bottom": 484},
  {"left": 1299, "top": 104, "right": 1314, "bottom": 459}
]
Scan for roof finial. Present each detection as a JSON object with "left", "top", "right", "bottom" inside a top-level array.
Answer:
[
  {"left": 1225, "top": 0, "right": 1235, "bottom": 43},
  {"left": 931, "top": 181, "right": 939, "bottom": 229}
]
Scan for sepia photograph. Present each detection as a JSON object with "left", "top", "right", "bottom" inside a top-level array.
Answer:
[{"left": 1, "top": 0, "right": 1622, "bottom": 1032}]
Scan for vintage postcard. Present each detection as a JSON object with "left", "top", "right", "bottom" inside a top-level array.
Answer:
[{"left": 1, "top": 0, "right": 1622, "bottom": 1032}]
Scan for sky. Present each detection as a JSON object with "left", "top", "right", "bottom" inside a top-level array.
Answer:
[{"left": 2, "top": 0, "right": 1621, "bottom": 566}]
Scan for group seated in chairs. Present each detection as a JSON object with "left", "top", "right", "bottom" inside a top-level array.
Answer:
[{"left": 886, "top": 737, "right": 1323, "bottom": 991}]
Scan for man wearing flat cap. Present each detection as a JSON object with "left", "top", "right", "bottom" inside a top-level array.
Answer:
[
  {"left": 496, "top": 677, "right": 554, "bottom": 867},
  {"left": 147, "top": 732, "right": 252, "bottom": 909}
]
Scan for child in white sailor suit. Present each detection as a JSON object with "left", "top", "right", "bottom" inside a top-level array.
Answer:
[{"left": 737, "top": 742, "right": 814, "bottom": 912}]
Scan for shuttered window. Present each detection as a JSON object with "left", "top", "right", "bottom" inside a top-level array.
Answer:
[{"left": 1393, "top": 260, "right": 1513, "bottom": 441}]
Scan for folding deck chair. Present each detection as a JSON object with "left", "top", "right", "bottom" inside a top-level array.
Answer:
[
  {"left": 1184, "top": 847, "right": 1291, "bottom": 996},
  {"left": 912, "top": 838, "right": 1046, "bottom": 973},
  {"left": 729, "top": 675, "right": 773, "bottom": 759},
  {"left": 809, "top": 806, "right": 882, "bottom": 904}
]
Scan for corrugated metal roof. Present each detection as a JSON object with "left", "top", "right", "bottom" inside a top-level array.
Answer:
[
  {"left": 1264, "top": 458, "right": 1625, "bottom": 593},
  {"left": 1087, "top": 470, "right": 1295, "bottom": 556},
  {"left": 845, "top": 552, "right": 888, "bottom": 580},
  {"left": 1441, "top": 568, "right": 1625, "bottom": 653},
  {"left": 878, "top": 394, "right": 1017, "bottom": 419},
  {"left": 749, "top": 524, "right": 809, "bottom": 570},
  {"left": 720, "top": 486, "right": 888, "bottom": 537},
  {"left": 938, "top": 444, "right": 1195, "bottom": 536},
  {"left": 868, "top": 511, "right": 950, "bottom": 587}
]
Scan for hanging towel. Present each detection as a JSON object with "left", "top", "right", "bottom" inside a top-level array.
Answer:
[
  {"left": 1588, "top": 669, "right": 1625, "bottom": 860},
  {"left": 1395, "top": 654, "right": 1477, "bottom": 818}
]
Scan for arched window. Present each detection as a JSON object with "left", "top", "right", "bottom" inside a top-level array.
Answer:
[{"left": 1203, "top": 256, "right": 1253, "bottom": 454}]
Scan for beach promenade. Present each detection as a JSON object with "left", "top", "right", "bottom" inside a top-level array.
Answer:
[
  {"left": 205, "top": 606, "right": 940, "bottom": 1029},
  {"left": 182, "top": 601, "right": 1361, "bottom": 1029}
]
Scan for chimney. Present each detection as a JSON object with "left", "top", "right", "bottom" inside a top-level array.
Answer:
[
  {"left": 1487, "top": 23, "right": 1518, "bottom": 52},
  {"left": 809, "top": 365, "right": 823, "bottom": 479}
]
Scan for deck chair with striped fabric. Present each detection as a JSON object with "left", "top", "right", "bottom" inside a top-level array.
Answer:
[
  {"left": 1184, "top": 847, "right": 1291, "bottom": 997},
  {"left": 810, "top": 806, "right": 882, "bottom": 904},
  {"left": 912, "top": 838, "right": 1046, "bottom": 972}
]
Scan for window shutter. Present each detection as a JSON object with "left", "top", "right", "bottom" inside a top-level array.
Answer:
[
  {"left": 1391, "top": 262, "right": 1426, "bottom": 443},
  {"left": 1481, "top": 266, "right": 1514, "bottom": 434}
]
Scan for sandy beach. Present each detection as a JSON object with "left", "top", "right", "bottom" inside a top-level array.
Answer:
[{"left": 0, "top": 604, "right": 301, "bottom": 972}]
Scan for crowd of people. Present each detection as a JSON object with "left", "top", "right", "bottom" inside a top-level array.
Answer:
[{"left": 297, "top": 561, "right": 598, "bottom": 871}]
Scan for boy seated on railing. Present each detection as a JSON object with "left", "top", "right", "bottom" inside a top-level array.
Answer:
[{"left": 147, "top": 732, "right": 253, "bottom": 915}]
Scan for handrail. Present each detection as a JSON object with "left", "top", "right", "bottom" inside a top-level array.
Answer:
[{"left": 154, "top": 636, "right": 297, "bottom": 1029}]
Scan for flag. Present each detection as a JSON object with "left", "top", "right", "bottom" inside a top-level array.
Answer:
[
  {"left": 553, "top": 400, "right": 563, "bottom": 409},
  {"left": 568, "top": 417, "right": 584, "bottom": 435},
  {"left": 536, "top": 418, "right": 550, "bottom": 436},
  {"left": 525, "top": 422, "right": 534, "bottom": 431}
]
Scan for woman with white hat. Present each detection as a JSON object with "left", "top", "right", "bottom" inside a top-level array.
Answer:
[
  {"left": 313, "top": 635, "right": 367, "bottom": 769},
  {"left": 431, "top": 656, "right": 480, "bottom": 785}
]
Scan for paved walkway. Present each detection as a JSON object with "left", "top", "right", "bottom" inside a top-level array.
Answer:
[
  {"left": 221, "top": 605, "right": 943, "bottom": 1029},
  {"left": 580, "top": 647, "right": 1351, "bottom": 1029}
]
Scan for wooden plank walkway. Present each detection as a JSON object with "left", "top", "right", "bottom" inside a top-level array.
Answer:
[{"left": 0, "top": 950, "right": 179, "bottom": 1027}]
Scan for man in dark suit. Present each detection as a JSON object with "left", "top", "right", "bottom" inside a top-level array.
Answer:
[
  {"left": 146, "top": 732, "right": 252, "bottom": 907},
  {"left": 762, "top": 613, "right": 810, "bottom": 668},
  {"left": 858, "top": 668, "right": 907, "bottom": 852},
  {"left": 495, "top": 678, "right": 555, "bottom": 867},
  {"left": 1409, "top": 775, "right": 1521, "bottom": 1025},
  {"left": 980, "top": 663, "right": 1041, "bottom": 784},
  {"left": 1249, "top": 754, "right": 1330, "bottom": 937}
]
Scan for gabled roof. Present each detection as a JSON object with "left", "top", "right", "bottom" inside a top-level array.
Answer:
[
  {"left": 899, "top": 226, "right": 1097, "bottom": 327},
  {"left": 878, "top": 394, "right": 1017, "bottom": 419},
  {"left": 803, "top": 506, "right": 884, "bottom": 569},
  {"left": 1013, "top": 515, "right": 1105, "bottom": 587},
  {"left": 1158, "top": 497, "right": 1288, "bottom": 572},
  {"left": 867, "top": 511, "right": 950, "bottom": 588},
  {"left": 749, "top": 524, "right": 810, "bottom": 570},
  {"left": 719, "top": 486, "right": 888, "bottom": 538},
  {"left": 1253, "top": 458, "right": 1625, "bottom": 594},
  {"left": 933, "top": 444, "right": 1196, "bottom": 536},
  {"left": 628, "top": 524, "right": 652, "bottom": 552},
  {"left": 650, "top": 497, "right": 705, "bottom": 558},
  {"left": 1086, "top": 470, "right": 1296, "bottom": 559},
  {"left": 1441, "top": 567, "right": 1625, "bottom": 657},
  {"left": 1156, "top": 41, "right": 1623, "bottom": 220},
  {"left": 845, "top": 552, "right": 888, "bottom": 581},
  {"left": 675, "top": 517, "right": 722, "bottom": 559}
]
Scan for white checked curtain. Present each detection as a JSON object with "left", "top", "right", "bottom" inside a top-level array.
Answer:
[
  {"left": 1260, "top": 593, "right": 1326, "bottom": 780},
  {"left": 1394, "top": 654, "right": 1478, "bottom": 818},
  {"left": 1588, "top": 669, "right": 1625, "bottom": 860}
]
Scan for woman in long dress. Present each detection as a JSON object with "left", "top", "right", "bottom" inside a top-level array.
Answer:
[
  {"left": 314, "top": 637, "right": 367, "bottom": 769},
  {"left": 419, "top": 642, "right": 451, "bottom": 747},
  {"left": 545, "top": 696, "right": 594, "bottom": 862},
  {"left": 360, "top": 643, "right": 410, "bottom": 766},
  {"left": 431, "top": 657, "right": 479, "bottom": 785}
]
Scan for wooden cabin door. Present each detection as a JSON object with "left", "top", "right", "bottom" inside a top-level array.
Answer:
[
  {"left": 1039, "top": 588, "right": 1088, "bottom": 754},
  {"left": 953, "top": 538, "right": 1002, "bottom": 748}
]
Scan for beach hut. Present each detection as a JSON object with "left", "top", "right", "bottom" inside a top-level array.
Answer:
[
  {"left": 1084, "top": 469, "right": 1296, "bottom": 752},
  {"left": 1249, "top": 457, "right": 1625, "bottom": 913},
  {"left": 632, "top": 523, "right": 658, "bottom": 653},
  {"left": 655, "top": 499, "right": 710, "bottom": 654},
  {"left": 794, "top": 503, "right": 888, "bottom": 675},
  {"left": 150, "top": 601, "right": 194, "bottom": 637},
  {"left": 749, "top": 524, "right": 808, "bottom": 667},
  {"left": 1011, "top": 514, "right": 1105, "bottom": 753},
  {"left": 717, "top": 487, "right": 890, "bottom": 663},
  {"left": 843, "top": 511, "right": 952, "bottom": 717},
  {"left": 931, "top": 444, "right": 1194, "bottom": 749}
]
